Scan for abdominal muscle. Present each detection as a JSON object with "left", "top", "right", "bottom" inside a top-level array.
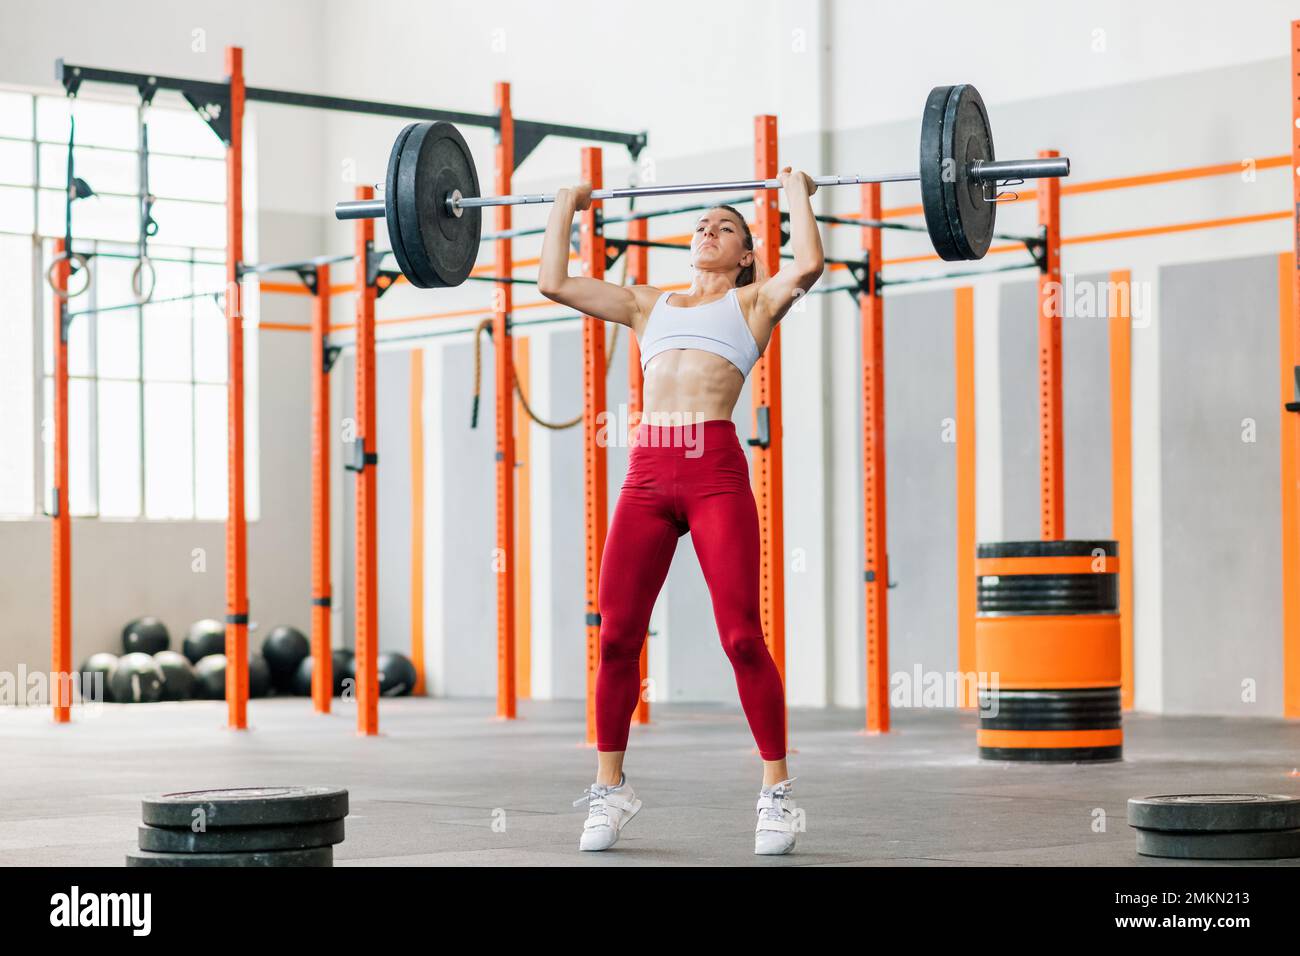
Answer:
[{"left": 640, "top": 348, "right": 745, "bottom": 425}]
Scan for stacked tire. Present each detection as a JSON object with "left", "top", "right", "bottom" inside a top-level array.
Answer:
[{"left": 975, "top": 540, "right": 1122, "bottom": 762}]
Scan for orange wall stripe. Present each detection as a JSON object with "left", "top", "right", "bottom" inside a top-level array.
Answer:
[
  {"left": 1108, "top": 270, "right": 1135, "bottom": 711},
  {"left": 1281, "top": 250, "right": 1300, "bottom": 718},
  {"left": 514, "top": 336, "right": 532, "bottom": 701},
  {"left": 410, "top": 348, "right": 426, "bottom": 697},
  {"left": 954, "top": 287, "right": 977, "bottom": 707}
]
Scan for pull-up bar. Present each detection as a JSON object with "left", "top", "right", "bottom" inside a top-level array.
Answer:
[{"left": 54, "top": 59, "right": 646, "bottom": 165}]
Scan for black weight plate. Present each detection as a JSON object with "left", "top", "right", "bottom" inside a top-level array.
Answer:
[
  {"left": 125, "top": 845, "right": 333, "bottom": 868},
  {"left": 919, "top": 85, "right": 961, "bottom": 262},
  {"left": 396, "top": 121, "right": 481, "bottom": 288},
  {"left": 1127, "top": 794, "right": 1300, "bottom": 832},
  {"left": 385, "top": 122, "right": 419, "bottom": 287},
  {"left": 141, "top": 786, "right": 349, "bottom": 829},
  {"left": 138, "top": 817, "right": 344, "bottom": 853},
  {"left": 941, "top": 84, "right": 995, "bottom": 260},
  {"left": 1135, "top": 827, "right": 1300, "bottom": 860}
]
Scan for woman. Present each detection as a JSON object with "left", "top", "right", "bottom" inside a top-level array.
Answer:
[{"left": 537, "top": 168, "right": 824, "bottom": 855}]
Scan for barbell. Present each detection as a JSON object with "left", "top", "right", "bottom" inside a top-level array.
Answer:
[{"left": 334, "top": 84, "right": 1071, "bottom": 288}]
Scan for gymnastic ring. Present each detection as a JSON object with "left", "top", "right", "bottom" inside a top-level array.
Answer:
[
  {"left": 45, "top": 252, "right": 91, "bottom": 300},
  {"left": 131, "top": 256, "right": 157, "bottom": 305}
]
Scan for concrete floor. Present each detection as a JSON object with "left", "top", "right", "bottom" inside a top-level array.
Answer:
[{"left": 2, "top": 698, "right": 1299, "bottom": 866}]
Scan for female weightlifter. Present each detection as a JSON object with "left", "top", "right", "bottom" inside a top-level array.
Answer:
[{"left": 538, "top": 168, "right": 824, "bottom": 855}]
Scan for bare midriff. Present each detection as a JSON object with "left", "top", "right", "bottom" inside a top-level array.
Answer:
[{"left": 640, "top": 348, "right": 744, "bottom": 425}]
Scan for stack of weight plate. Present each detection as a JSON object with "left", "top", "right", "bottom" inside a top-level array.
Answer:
[
  {"left": 126, "top": 787, "right": 348, "bottom": 867},
  {"left": 1128, "top": 793, "right": 1300, "bottom": 860}
]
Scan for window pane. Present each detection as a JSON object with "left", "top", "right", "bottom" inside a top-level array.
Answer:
[
  {"left": 195, "top": 383, "right": 226, "bottom": 520},
  {"left": 0, "top": 234, "right": 34, "bottom": 515},
  {"left": 0, "top": 140, "right": 34, "bottom": 187},
  {"left": 94, "top": 254, "right": 140, "bottom": 377},
  {"left": 144, "top": 105, "right": 225, "bottom": 159},
  {"left": 40, "top": 377, "right": 94, "bottom": 516},
  {"left": 0, "top": 184, "right": 35, "bottom": 233},
  {"left": 149, "top": 154, "right": 224, "bottom": 203},
  {"left": 37, "top": 96, "right": 137, "bottom": 150},
  {"left": 97, "top": 380, "right": 140, "bottom": 517},
  {"left": 193, "top": 262, "right": 227, "bottom": 383},
  {"left": 143, "top": 301, "right": 192, "bottom": 382},
  {"left": 69, "top": 378, "right": 95, "bottom": 516},
  {"left": 38, "top": 143, "right": 137, "bottom": 195},
  {"left": 96, "top": 308, "right": 139, "bottom": 379},
  {"left": 144, "top": 382, "right": 193, "bottom": 519},
  {"left": 149, "top": 198, "right": 225, "bottom": 249},
  {"left": 0, "top": 91, "right": 33, "bottom": 138},
  {"left": 42, "top": 376, "right": 52, "bottom": 513},
  {"left": 72, "top": 191, "right": 140, "bottom": 244}
]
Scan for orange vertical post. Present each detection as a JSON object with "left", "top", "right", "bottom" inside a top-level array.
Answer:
[
  {"left": 954, "top": 287, "right": 977, "bottom": 700},
  {"left": 1282, "top": 21, "right": 1300, "bottom": 719},
  {"left": 1037, "top": 149, "right": 1064, "bottom": 540},
  {"left": 410, "top": 348, "right": 426, "bottom": 696},
  {"left": 751, "top": 115, "right": 787, "bottom": 703},
  {"left": 1108, "top": 270, "right": 1135, "bottom": 711},
  {"left": 581, "top": 146, "right": 608, "bottom": 746},
  {"left": 310, "top": 264, "right": 333, "bottom": 713},
  {"left": 353, "top": 184, "right": 379, "bottom": 736},
  {"left": 223, "top": 46, "right": 249, "bottom": 729},
  {"left": 494, "top": 82, "right": 518, "bottom": 720},
  {"left": 860, "top": 183, "right": 890, "bottom": 732},
  {"left": 50, "top": 239, "right": 71, "bottom": 723},
  {"left": 626, "top": 215, "right": 651, "bottom": 726},
  {"left": 513, "top": 337, "right": 531, "bottom": 699}
]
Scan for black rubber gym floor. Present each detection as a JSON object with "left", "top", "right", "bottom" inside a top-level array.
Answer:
[{"left": 3, "top": 699, "right": 1298, "bottom": 866}]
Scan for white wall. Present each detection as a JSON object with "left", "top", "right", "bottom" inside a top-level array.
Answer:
[{"left": 6, "top": 0, "right": 1300, "bottom": 716}]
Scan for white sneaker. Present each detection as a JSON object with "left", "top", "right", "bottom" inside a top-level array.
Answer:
[
  {"left": 755, "top": 777, "right": 799, "bottom": 855},
  {"left": 573, "top": 774, "right": 642, "bottom": 851}
]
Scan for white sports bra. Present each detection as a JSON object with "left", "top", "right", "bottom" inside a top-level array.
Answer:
[{"left": 637, "top": 289, "right": 762, "bottom": 378}]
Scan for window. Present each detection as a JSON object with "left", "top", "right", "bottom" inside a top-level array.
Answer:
[{"left": 0, "top": 88, "right": 257, "bottom": 520}]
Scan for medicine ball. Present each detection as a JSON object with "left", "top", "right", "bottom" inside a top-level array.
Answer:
[
  {"left": 249, "top": 654, "right": 272, "bottom": 698},
  {"left": 183, "top": 619, "right": 226, "bottom": 664},
  {"left": 261, "top": 626, "right": 309, "bottom": 692},
  {"left": 78, "top": 652, "right": 118, "bottom": 703},
  {"left": 153, "top": 650, "right": 195, "bottom": 701},
  {"left": 376, "top": 652, "right": 417, "bottom": 696},
  {"left": 192, "top": 654, "right": 227, "bottom": 699},
  {"left": 122, "top": 616, "right": 170, "bottom": 655},
  {"left": 109, "top": 652, "right": 165, "bottom": 704},
  {"left": 292, "top": 649, "right": 355, "bottom": 697}
]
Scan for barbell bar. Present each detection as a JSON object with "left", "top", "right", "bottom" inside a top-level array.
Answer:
[
  {"left": 333, "top": 84, "right": 1071, "bottom": 288},
  {"left": 336, "top": 158, "right": 1062, "bottom": 219}
]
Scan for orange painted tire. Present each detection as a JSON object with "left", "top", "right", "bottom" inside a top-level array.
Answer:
[{"left": 976, "top": 540, "right": 1122, "bottom": 762}]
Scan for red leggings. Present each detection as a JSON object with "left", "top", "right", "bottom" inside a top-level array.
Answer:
[{"left": 595, "top": 419, "right": 787, "bottom": 761}]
